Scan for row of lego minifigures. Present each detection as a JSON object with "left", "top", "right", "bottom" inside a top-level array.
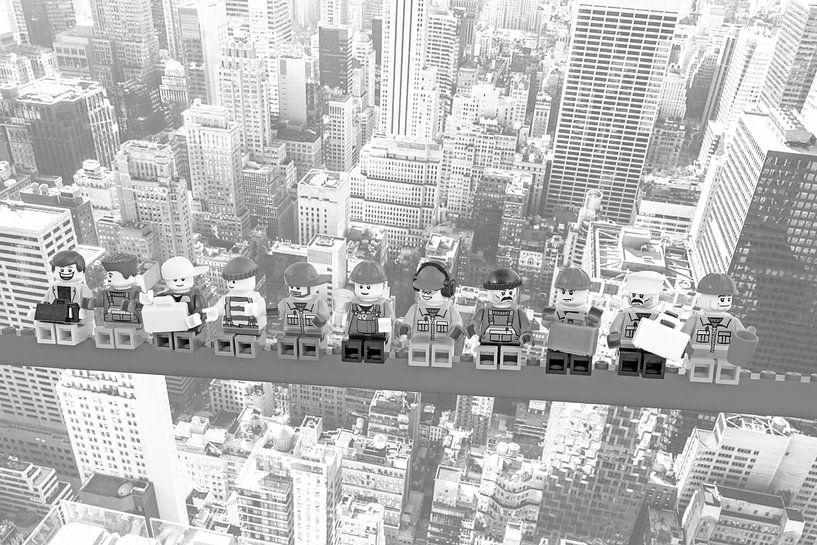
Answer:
[{"left": 26, "top": 251, "right": 759, "bottom": 384}]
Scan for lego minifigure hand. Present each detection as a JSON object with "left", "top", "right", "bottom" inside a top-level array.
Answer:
[
  {"left": 139, "top": 290, "right": 155, "bottom": 306},
  {"left": 203, "top": 307, "right": 219, "bottom": 322},
  {"left": 607, "top": 331, "right": 621, "bottom": 348},
  {"left": 520, "top": 332, "right": 533, "bottom": 345},
  {"left": 746, "top": 325, "right": 757, "bottom": 336},
  {"left": 26, "top": 308, "right": 36, "bottom": 321},
  {"left": 83, "top": 297, "right": 96, "bottom": 310},
  {"left": 185, "top": 313, "right": 203, "bottom": 329}
]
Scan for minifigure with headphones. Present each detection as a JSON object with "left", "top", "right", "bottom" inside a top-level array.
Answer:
[{"left": 397, "top": 261, "right": 464, "bottom": 367}]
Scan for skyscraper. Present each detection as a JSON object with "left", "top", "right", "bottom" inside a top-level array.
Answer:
[
  {"left": 20, "top": 0, "right": 75, "bottom": 48},
  {"left": 318, "top": 25, "right": 354, "bottom": 94},
  {"left": 691, "top": 108, "right": 817, "bottom": 374},
  {"left": 760, "top": 0, "right": 817, "bottom": 111},
  {"left": 454, "top": 395, "right": 494, "bottom": 447},
  {"left": 325, "top": 93, "right": 357, "bottom": 172},
  {"left": 172, "top": 0, "right": 225, "bottom": 105},
  {"left": 278, "top": 53, "right": 320, "bottom": 126},
  {"left": 183, "top": 101, "right": 250, "bottom": 243},
  {"left": 547, "top": 0, "right": 678, "bottom": 224},
  {"left": 297, "top": 169, "right": 350, "bottom": 245},
  {"left": 0, "top": 453, "right": 73, "bottom": 519},
  {"left": 56, "top": 371, "right": 190, "bottom": 522},
  {"left": 321, "top": 0, "right": 348, "bottom": 26}
]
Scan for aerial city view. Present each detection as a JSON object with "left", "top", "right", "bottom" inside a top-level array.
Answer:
[{"left": 0, "top": 0, "right": 816, "bottom": 543}]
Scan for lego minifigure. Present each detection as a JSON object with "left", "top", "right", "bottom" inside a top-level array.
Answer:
[
  {"left": 607, "top": 271, "right": 668, "bottom": 378},
  {"left": 397, "top": 261, "right": 464, "bottom": 368},
  {"left": 27, "top": 250, "right": 95, "bottom": 345},
  {"left": 140, "top": 256, "right": 208, "bottom": 352},
  {"left": 275, "top": 262, "right": 331, "bottom": 360},
  {"left": 204, "top": 257, "right": 267, "bottom": 358},
  {"left": 466, "top": 268, "right": 532, "bottom": 370},
  {"left": 541, "top": 267, "right": 602, "bottom": 375},
  {"left": 342, "top": 261, "right": 394, "bottom": 363},
  {"left": 90, "top": 253, "right": 145, "bottom": 349},
  {"left": 680, "top": 273, "right": 759, "bottom": 384}
]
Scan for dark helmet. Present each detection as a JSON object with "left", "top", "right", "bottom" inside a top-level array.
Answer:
[
  {"left": 554, "top": 267, "right": 592, "bottom": 290},
  {"left": 483, "top": 268, "right": 522, "bottom": 290},
  {"left": 697, "top": 273, "right": 738, "bottom": 295}
]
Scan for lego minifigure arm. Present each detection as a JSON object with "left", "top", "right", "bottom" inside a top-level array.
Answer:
[
  {"left": 519, "top": 311, "right": 533, "bottom": 345},
  {"left": 541, "top": 306, "right": 557, "bottom": 326},
  {"left": 586, "top": 306, "right": 603, "bottom": 327},
  {"left": 466, "top": 308, "right": 485, "bottom": 338},
  {"left": 125, "top": 287, "right": 143, "bottom": 314},
  {"left": 312, "top": 298, "right": 330, "bottom": 328},
  {"left": 249, "top": 293, "right": 267, "bottom": 318},
  {"left": 449, "top": 305, "right": 464, "bottom": 340},
  {"left": 397, "top": 305, "right": 416, "bottom": 338},
  {"left": 203, "top": 296, "right": 224, "bottom": 322},
  {"left": 607, "top": 312, "right": 624, "bottom": 347}
]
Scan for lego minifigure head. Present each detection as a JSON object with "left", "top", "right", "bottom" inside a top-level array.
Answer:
[
  {"left": 622, "top": 271, "right": 664, "bottom": 309},
  {"left": 696, "top": 273, "right": 738, "bottom": 313},
  {"left": 101, "top": 253, "right": 139, "bottom": 289},
  {"left": 350, "top": 261, "right": 388, "bottom": 303},
  {"left": 284, "top": 262, "right": 331, "bottom": 299},
  {"left": 51, "top": 250, "right": 87, "bottom": 284},
  {"left": 160, "top": 256, "right": 208, "bottom": 294},
  {"left": 355, "top": 282, "right": 387, "bottom": 303},
  {"left": 483, "top": 268, "right": 522, "bottom": 309},
  {"left": 413, "top": 262, "right": 454, "bottom": 306},
  {"left": 222, "top": 257, "right": 258, "bottom": 293},
  {"left": 553, "top": 267, "right": 592, "bottom": 310}
]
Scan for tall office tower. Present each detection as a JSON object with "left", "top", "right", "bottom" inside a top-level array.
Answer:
[
  {"left": 496, "top": 173, "right": 532, "bottom": 269},
  {"left": 0, "top": 77, "right": 119, "bottom": 182},
  {"left": 297, "top": 169, "right": 350, "bottom": 245},
  {"left": 150, "top": 0, "right": 169, "bottom": 51},
  {"left": 90, "top": 0, "right": 163, "bottom": 139},
  {"left": 424, "top": 8, "right": 457, "bottom": 112},
  {"left": 20, "top": 0, "right": 75, "bottom": 48},
  {"left": 183, "top": 102, "right": 250, "bottom": 243},
  {"left": 658, "top": 67, "right": 686, "bottom": 121},
  {"left": 682, "top": 484, "right": 804, "bottom": 544},
  {"left": 539, "top": 404, "right": 667, "bottom": 545},
  {"left": 52, "top": 26, "right": 95, "bottom": 79},
  {"left": 287, "top": 385, "right": 344, "bottom": 429},
  {"left": 159, "top": 59, "right": 189, "bottom": 129},
  {"left": 18, "top": 184, "right": 98, "bottom": 245},
  {"left": 367, "top": 391, "right": 420, "bottom": 445},
  {"left": 329, "top": 431, "right": 410, "bottom": 545},
  {"left": 173, "top": 0, "right": 225, "bottom": 105},
  {"left": 761, "top": 0, "right": 817, "bottom": 111},
  {"left": 675, "top": 414, "right": 817, "bottom": 543},
  {"left": 698, "top": 27, "right": 774, "bottom": 169},
  {"left": 208, "top": 380, "right": 276, "bottom": 415},
  {"left": 336, "top": 496, "right": 386, "bottom": 545},
  {"left": 278, "top": 54, "right": 320, "bottom": 126},
  {"left": 350, "top": 139, "right": 441, "bottom": 256},
  {"left": 113, "top": 140, "right": 194, "bottom": 262},
  {"left": 242, "top": 154, "right": 294, "bottom": 236},
  {"left": 0, "top": 51, "right": 34, "bottom": 87},
  {"left": 325, "top": 94, "right": 357, "bottom": 172},
  {"left": 547, "top": 0, "right": 677, "bottom": 224},
  {"left": 530, "top": 88, "right": 551, "bottom": 139},
  {"left": 219, "top": 24, "right": 271, "bottom": 155},
  {"left": 352, "top": 32, "right": 377, "bottom": 107},
  {"left": 454, "top": 395, "right": 494, "bottom": 447},
  {"left": 428, "top": 465, "right": 479, "bottom": 545},
  {"left": 318, "top": 25, "right": 354, "bottom": 94},
  {"left": 379, "top": 0, "right": 429, "bottom": 137},
  {"left": 321, "top": 0, "right": 347, "bottom": 26},
  {"left": 410, "top": 68, "right": 442, "bottom": 141},
  {"left": 0, "top": 453, "right": 73, "bottom": 520},
  {"left": 0, "top": 0, "right": 27, "bottom": 44},
  {"left": 470, "top": 169, "right": 512, "bottom": 257},
  {"left": 452, "top": 0, "right": 477, "bottom": 62},
  {"left": 477, "top": 444, "right": 545, "bottom": 540},
  {"left": 484, "top": 0, "right": 540, "bottom": 31},
  {"left": 56, "top": 371, "right": 190, "bottom": 522},
  {"left": 691, "top": 109, "right": 817, "bottom": 373}
]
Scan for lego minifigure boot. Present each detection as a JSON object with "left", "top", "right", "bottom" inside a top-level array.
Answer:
[
  {"left": 715, "top": 360, "right": 740, "bottom": 385},
  {"left": 94, "top": 326, "right": 115, "bottom": 349},
  {"left": 431, "top": 337, "right": 456, "bottom": 368},
  {"left": 215, "top": 334, "right": 236, "bottom": 357},
  {"left": 617, "top": 349, "right": 642, "bottom": 376},
  {"left": 277, "top": 335, "right": 299, "bottom": 359},
  {"left": 342, "top": 338, "right": 365, "bottom": 363},
  {"left": 297, "top": 336, "right": 322, "bottom": 361},
  {"left": 642, "top": 354, "right": 665, "bottom": 379},
  {"left": 570, "top": 355, "right": 592, "bottom": 376},
  {"left": 545, "top": 350, "right": 568, "bottom": 374},
  {"left": 408, "top": 341, "right": 431, "bottom": 367},
  {"left": 476, "top": 345, "right": 499, "bottom": 370},
  {"left": 499, "top": 346, "right": 522, "bottom": 371},
  {"left": 153, "top": 332, "right": 174, "bottom": 350},
  {"left": 363, "top": 338, "right": 387, "bottom": 363},
  {"left": 35, "top": 322, "right": 57, "bottom": 344},
  {"left": 688, "top": 357, "right": 715, "bottom": 383}
]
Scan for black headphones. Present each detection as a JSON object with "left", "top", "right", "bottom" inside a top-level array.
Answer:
[{"left": 413, "top": 261, "right": 456, "bottom": 298}]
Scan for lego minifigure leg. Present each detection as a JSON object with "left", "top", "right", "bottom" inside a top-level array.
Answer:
[
  {"left": 570, "top": 355, "right": 592, "bottom": 376},
  {"left": 688, "top": 356, "right": 715, "bottom": 383},
  {"left": 172, "top": 331, "right": 204, "bottom": 352},
  {"left": 35, "top": 322, "right": 57, "bottom": 344},
  {"left": 499, "top": 345, "right": 523, "bottom": 371},
  {"left": 56, "top": 322, "right": 92, "bottom": 346},
  {"left": 642, "top": 353, "right": 666, "bottom": 379},
  {"left": 342, "top": 337, "right": 365, "bottom": 363},
  {"left": 617, "top": 348, "right": 642, "bottom": 376},
  {"left": 715, "top": 359, "right": 740, "bottom": 385},
  {"left": 408, "top": 340, "right": 431, "bottom": 367},
  {"left": 214, "top": 334, "right": 236, "bottom": 357},
  {"left": 363, "top": 337, "right": 387, "bottom": 363},
  {"left": 277, "top": 335, "right": 299, "bottom": 359},
  {"left": 235, "top": 333, "right": 265, "bottom": 359},
  {"left": 297, "top": 335, "right": 322, "bottom": 361},
  {"left": 545, "top": 350, "right": 568, "bottom": 374},
  {"left": 114, "top": 327, "right": 145, "bottom": 350},
  {"left": 475, "top": 345, "right": 499, "bottom": 370},
  {"left": 94, "top": 326, "right": 115, "bottom": 349},
  {"left": 431, "top": 337, "right": 456, "bottom": 368}
]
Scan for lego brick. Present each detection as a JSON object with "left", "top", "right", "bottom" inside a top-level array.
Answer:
[
  {"left": 342, "top": 338, "right": 364, "bottom": 363},
  {"left": 715, "top": 360, "right": 740, "bottom": 385},
  {"left": 570, "top": 355, "right": 593, "bottom": 376},
  {"left": 94, "top": 326, "right": 115, "bottom": 349},
  {"left": 408, "top": 341, "right": 431, "bottom": 367},
  {"left": 475, "top": 345, "right": 498, "bottom": 370},
  {"left": 499, "top": 345, "right": 522, "bottom": 371},
  {"left": 35, "top": 322, "right": 57, "bottom": 344},
  {"left": 688, "top": 357, "right": 715, "bottom": 383},
  {"left": 547, "top": 322, "right": 599, "bottom": 356},
  {"left": 277, "top": 335, "right": 299, "bottom": 359},
  {"left": 55, "top": 323, "right": 91, "bottom": 346},
  {"left": 545, "top": 350, "right": 568, "bottom": 375},
  {"left": 114, "top": 328, "right": 144, "bottom": 350},
  {"left": 153, "top": 332, "right": 174, "bottom": 350},
  {"left": 632, "top": 317, "right": 687, "bottom": 361},
  {"left": 214, "top": 335, "right": 236, "bottom": 357},
  {"left": 235, "top": 335, "right": 263, "bottom": 359},
  {"left": 172, "top": 331, "right": 204, "bottom": 352},
  {"left": 298, "top": 336, "right": 322, "bottom": 361},
  {"left": 142, "top": 298, "right": 191, "bottom": 334}
]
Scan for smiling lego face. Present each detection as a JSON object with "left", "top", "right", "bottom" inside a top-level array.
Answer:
[
  {"left": 355, "top": 282, "right": 386, "bottom": 302},
  {"left": 105, "top": 270, "right": 136, "bottom": 289},
  {"left": 288, "top": 285, "right": 311, "bottom": 298},
  {"left": 556, "top": 287, "right": 588, "bottom": 309},
  {"left": 168, "top": 277, "right": 194, "bottom": 293},
  {"left": 699, "top": 293, "right": 733, "bottom": 312},
  {"left": 628, "top": 292, "right": 659, "bottom": 309},
  {"left": 419, "top": 289, "right": 445, "bottom": 306},
  {"left": 488, "top": 288, "right": 517, "bottom": 308},
  {"left": 54, "top": 265, "right": 84, "bottom": 284},
  {"left": 228, "top": 277, "right": 256, "bottom": 293}
]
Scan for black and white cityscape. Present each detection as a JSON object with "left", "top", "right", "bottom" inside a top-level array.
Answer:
[{"left": 0, "top": 0, "right": 816, "bottom": 544}]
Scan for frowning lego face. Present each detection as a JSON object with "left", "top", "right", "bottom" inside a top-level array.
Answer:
[
  {"left": 627, "top": 292, "right": 659, "bottom": 309},
  {"left": 105, "top": 270, "right": 137, "bottom": 290},
  {"left": 488, "top": 288, "right": 517, "bottom": 308},
  {"left": 355, "top": 282, "right": 386, "bottom": 303},
  {"left": 419, "top": 289, "right": 445, "bottom": 306},
  {"left": 698, "top": 293, "right": 733, "bottom": 312},
  {"left": 555, "top": 287, "right": 589, "bottom": 309},
  {"left": 54, "top": 265, "right": 84, "bottom": 284}
]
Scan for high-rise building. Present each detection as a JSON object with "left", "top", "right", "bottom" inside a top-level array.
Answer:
[
  {"left": 496, "top": 173, "right": 532, "bottom": 269},
  {"left": 336, "top": 495, "right": 386, "bottom": 545},
  {"left": 428, "top": 464, "right": 479, "bottom": 545},
  {"left": 484, "top": 0, "right": 540, "bottom": 31},
  {"left": 539, "top": 404, "right": 667, "bottom": 545},
  {"left": 682, "top": 483, "right": 804, "bottom": 544},
  {"left": 454, "top": 395, "right": 494, "bottom": 448},
  {"left": 547, "top": 0, "right": 678, "bottom": 224},
  {"left": 367, "top": 391, "right": 420, "bottom": 445},
  {"left": 0, "top": 0, "right": 27, "bottom": 44},
  {"left": 159, "top": 60, "right": 189, "bottom": 130},
  {"left": 0, "top": 453, "right": 73, "bottom": 520},
  {"left": 470, "top": 169, "right": 512, "bottom": 257},
  {"left": 172, "top": 0, "right": 225, "bottom": 105},
  {"left": 183, "top": 101, "right": 251, "bottom": 243},
  {"left": 52, "top": 26, "right": 95, "bottom": 79},
  {"left": 0, "top": 77, "right": 119, "bottom": 182},
  {"left": 325, "top": 94, "right": 357, "bottom": 172},
  {"left": 208, "top": 380, "right": 276, "bottom": 416},
  {"left": 219, "top": 24, "right": 271, "bottom": 155},
  {"left": 18, "top": 183, "right": 97, "bottom": 246},
  {"left": 0, "top": 522, "right": 22, "bottom": 545},
  {"left": 242, "top": 154, "right": 294, "bottom": 238},
  {"left": 19, "top": 0, "right": 75, "bottom": 48},
  {"left": 297, "top": 169, "right": 350, "bottom": 245},
  {"left": 278, "top": 53, "right": 320, "bottom": 126},
  {"left": 319, "top": 25, "right": 354, "bottom": 94},
  {"left": 761, "top": 0, "right": 817, "bottom": 111},
  {"left": 425, "top": 8, "right": 458, "bottom": 112},
  {"left": 56, "top": 371, "right": 190, "bottom": 522},
  {"left": 113, "top": 140, "right": 194, "bottom": 262},
  {"left": 691, "top": 108, "right": 817, "bottom": 374},
  {"left": 350, "top": 138, "right": 441, "bottom": 256},
  {"left": 410, "top": 68, "right": 442, "bottom": 142},
  {"left": 321, "top": 0, "right": 347, "bottom": 26},
  {"left": 78, "top": 473, "right": 159, "bottom": 519}
]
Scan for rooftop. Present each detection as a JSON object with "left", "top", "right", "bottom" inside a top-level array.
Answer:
[
  {"left": 10, "top": 77, "right": 103, "bottom": 105},
  {"left": 0, "top": 200, "right": 70, "bottom": 234},
  {"left": 81, "top": 473, "right": 147, "bottom": 498},
  {"left": 300, "top": 169, "right": 347, "bottom": 189}
]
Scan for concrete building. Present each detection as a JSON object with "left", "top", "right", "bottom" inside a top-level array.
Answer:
[
  {"left": 634, "top": 171, "right": 702, "bottom": 238},
  {"left": 350, "top": 139, "right": 441, "bottom": 256},
  {"left": 454, "top": 395, "right": 494, "bottom": 448},
  {"left": 278, "top": 53, "right": 319, "bottom": 126},
  {"left": 325, "top": 94, "right": 357, "bottom": 172},
  {"left": 159, "top": 60, "right": 189, "bottom": 130},
  {"left": 0, "top": 453, "right": 72, "bottom": 520},
  {"left": 297, "top": 169, "right": 350, "bottom": 245},
  {"left": 628, "top": 504, "right": 683, "bottom": 545},
  {"left": 368, "top": 390, "right": 420, "bottom": 445},
  {"left": 52, "top": 26, "right": 94, "bottom": 79},
  {"left": 428, "top": 465, "right": 479, "bottom": 545},
  {"left": 497, "top": 173, "right": 532, "bottom": 269},
  {"left": 18, "top": 183, "right": 97, "bottom": 245},
  {"left": 242, "top": 153, "right": 295, "bottom": 240},
  {"left": 272, "top": 127, "right": 324, "bottom": 181},
  {"left": 319, "top": 25, "right": 354, "bottom": 94},
  {"left": 336, "top": 495, "right": 386, "bottom": 545},
  {"left": 547, "top": 0, "right": 678, "bottom": 224},
  {"left": 77, "top": 473, "right": 159, "bottom": 520},
  {"left": 287, "top": 386, "right": 375, "bottom": 431},
  {"left": 172, "top": 0, "right": 225, "bottom": 105},
  {"left": 683, "top": 484, "right": 804, "bottom": 545},
  {"left": 209, "top": 380, "right": 276, "bottom": 416},
  {"left": 56, "top": 371, "right": 190, "bottom": 522},
  {"left": 425, "top": 8, "right": 458, "bottom": 111},
  {"left": 0, "top": 77, "right": 119, "bottom": 181}
]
